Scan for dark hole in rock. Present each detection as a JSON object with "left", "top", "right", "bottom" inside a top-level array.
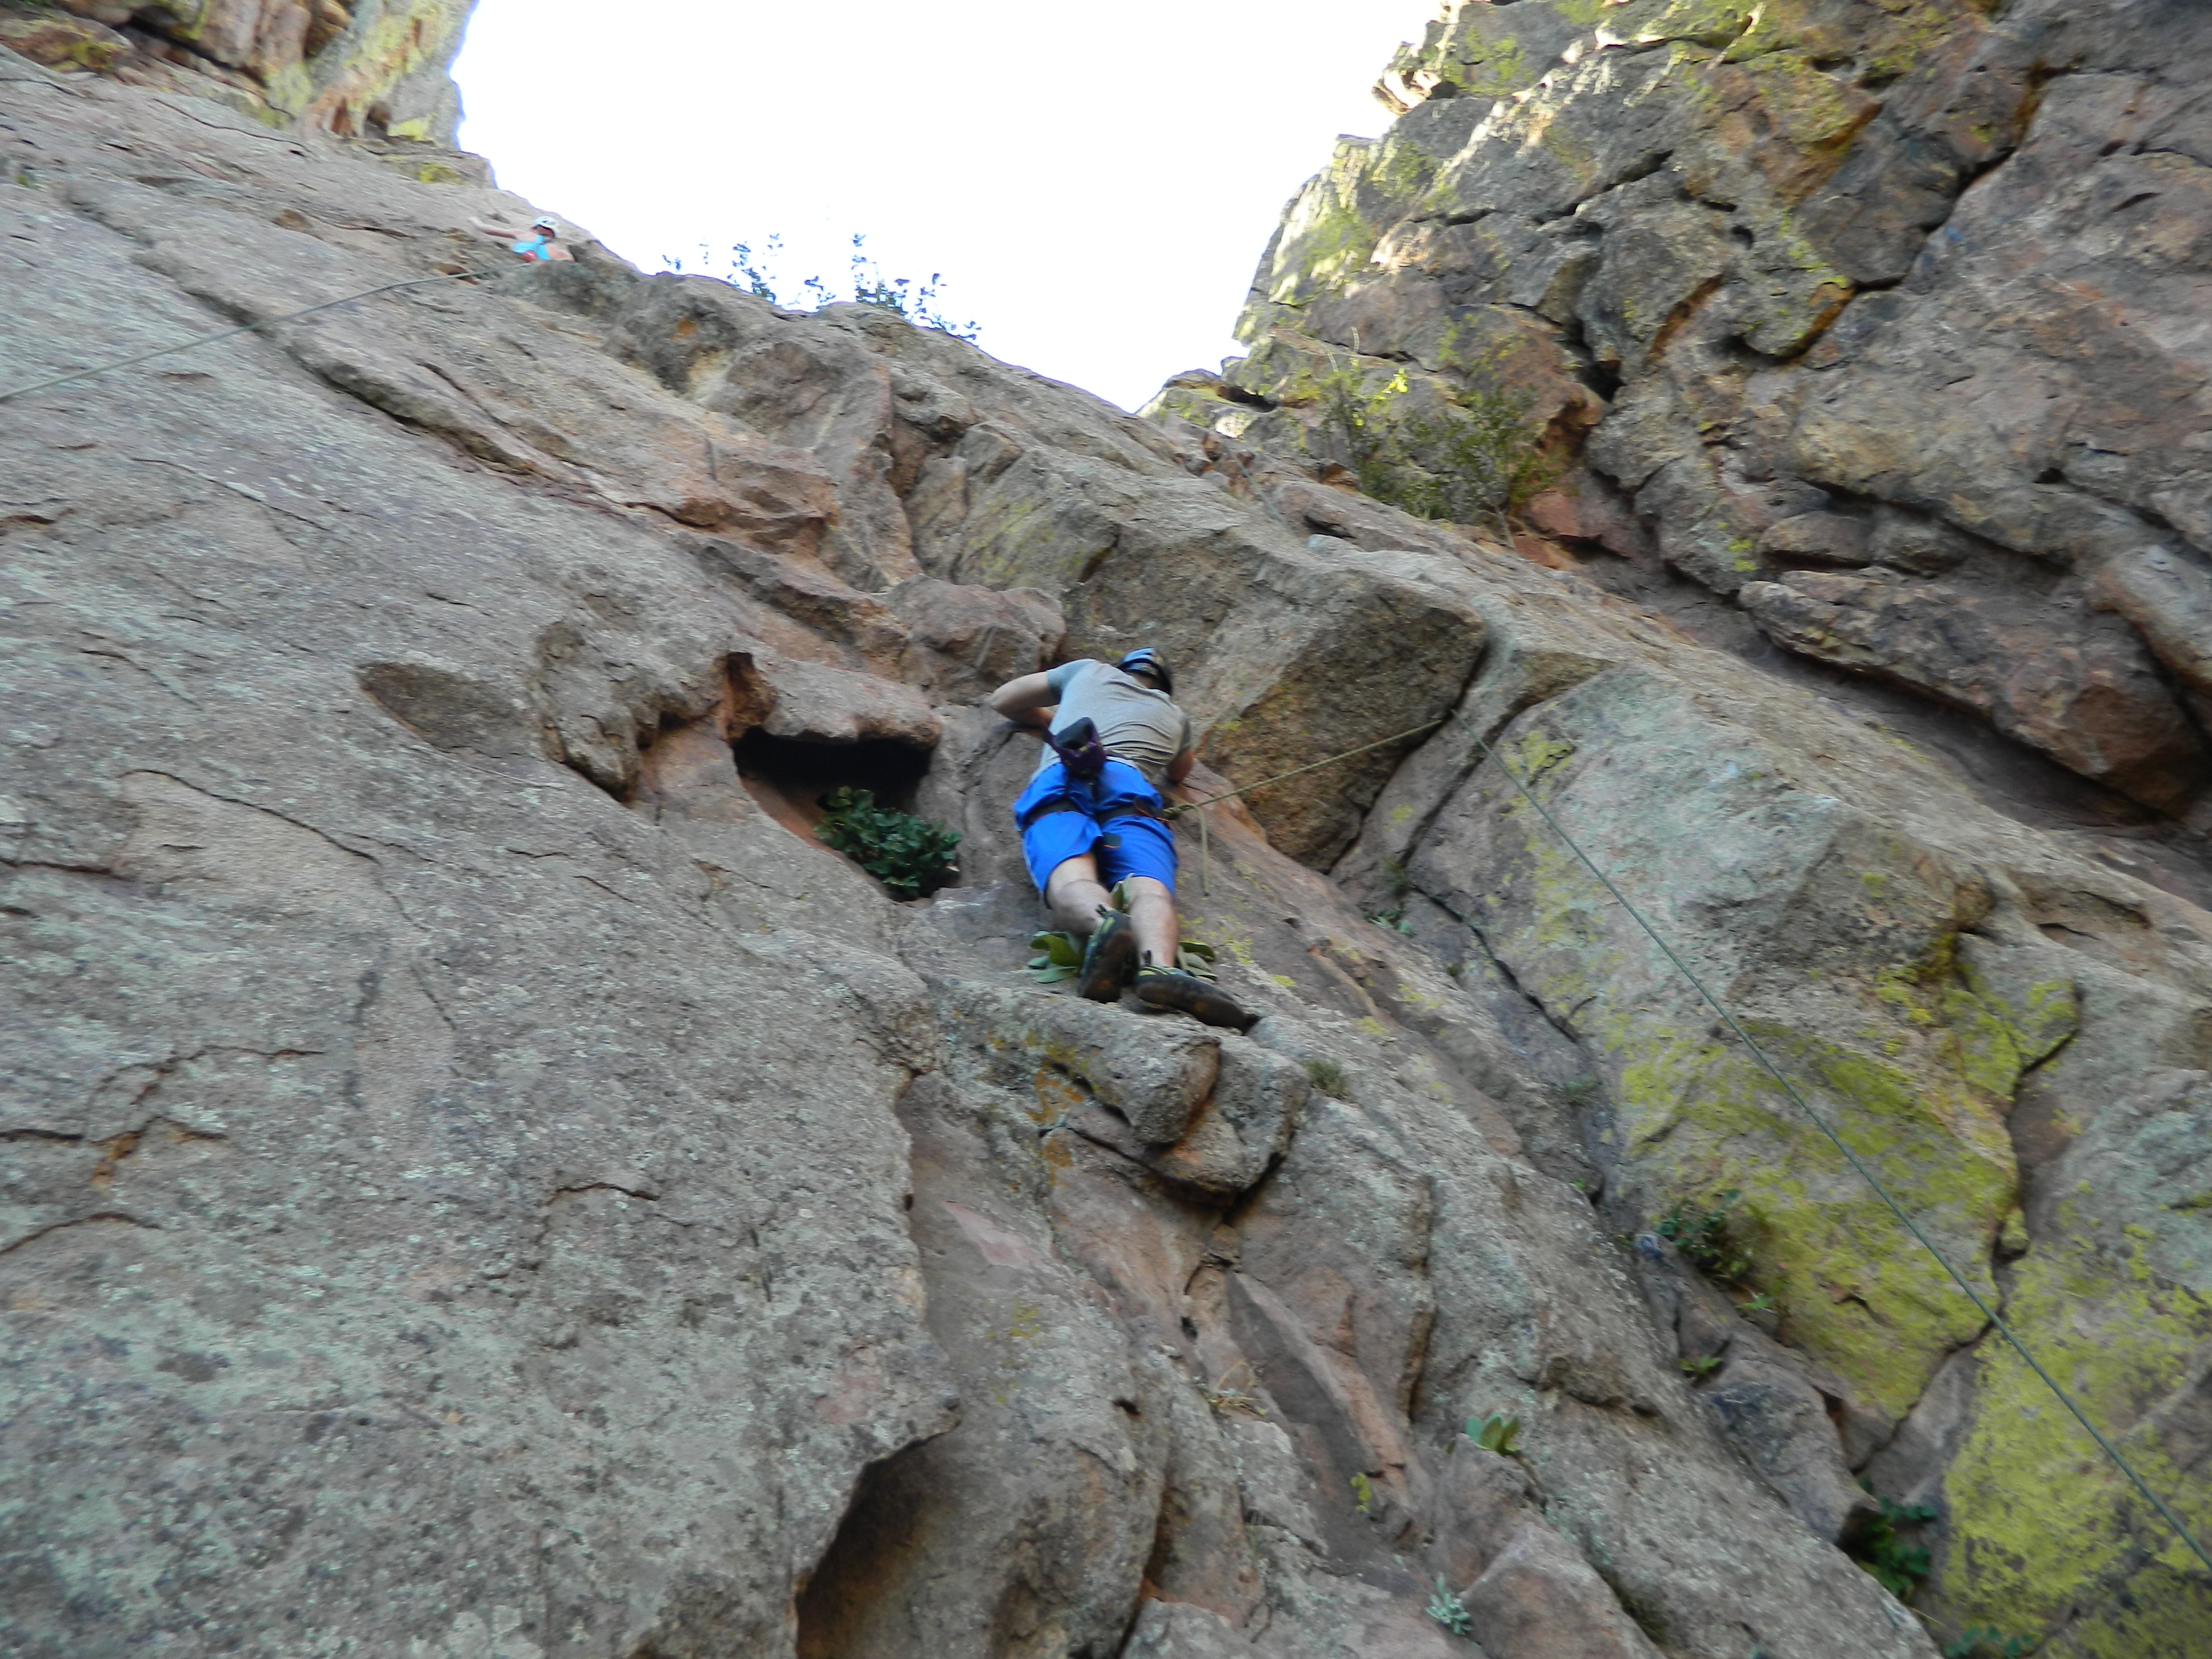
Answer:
[
  {"left": 731, "top": 727, "right": 947, "bottom": 886},
  {"left": 733, "top": 728, "right": 932, "bottom": 814},
  {"left": 794, "top": 1443, "right": 933, "bottom": 1658}
]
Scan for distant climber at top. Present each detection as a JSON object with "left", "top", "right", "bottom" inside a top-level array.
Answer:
[
  {"left": 989, "top": 651, "right": 1256, "bottom": 1031},
  {"left": 468, "top": 213, "right": 573, "bottom": 263}
]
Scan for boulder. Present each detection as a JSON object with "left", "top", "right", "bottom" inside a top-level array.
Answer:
[{"left": 1739, "top": 570, "right": 2206, "bottom": 807}]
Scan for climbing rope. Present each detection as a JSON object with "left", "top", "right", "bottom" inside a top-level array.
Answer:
[
  {"left": 0, "top": 268, "right": 485, "bottom": 405},
  {"left": 1452, "top": 715, "right": 2212, "bottom": 1579},
  {"left": 1166, "top": 717, "right": 1448, "bottom": 896}
]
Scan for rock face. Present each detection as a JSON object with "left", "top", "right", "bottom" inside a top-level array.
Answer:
[
  {"left": 2, "top": 18, "right": 2209, "bottom": 1659},
  {"left": 0, "top": 0, "right": 471, "bottom": 145},
  {"left": 1153, "top": 0, "right": 2212, "bottom": 826}
]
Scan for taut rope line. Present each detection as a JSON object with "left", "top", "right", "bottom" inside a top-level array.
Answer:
[
  {"left": 1176, "top": 707, "right": 2211, "bottom": 1573},
  {"left": 1457, "top": 716, "right": 2212, "bottom": 1579},
  {"left": 0, "top": 269, "right": 482, "bottom": 405}
]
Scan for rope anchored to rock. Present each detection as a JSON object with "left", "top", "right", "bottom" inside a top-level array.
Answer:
[
  {"left": 1166, "top": 717, "right": 1446, "bottom": 895},
  {"left": 1178, "top": 708, "right": 2210, "bottom": 1575},
  {"left": 0, "top": 268, "right": 487, "bottom": 405},
  {"left": 1453, "top": 715, "right": 2212, "bottom": 1581}
]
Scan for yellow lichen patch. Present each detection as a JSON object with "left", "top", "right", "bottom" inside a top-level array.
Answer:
[
  {"left": 1635, "top": 0, "right": 1759, "bottom": 48},
  {"left": 1266, "top": 144, "right": 1384, "bottom": 303},
  {"left": 1938, "top": 1220, "right": 2212, "bottom": 1645},
  {"left": 1604, "top": 1017, "right": 2013, "bottom": 1416},
  {"left": 1738, "top": 52, "right": 1880, "bottom": 155}
]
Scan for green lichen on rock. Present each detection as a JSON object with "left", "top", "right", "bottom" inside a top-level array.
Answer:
[
  {"left": 1263, "top": 140, "right": 1387, "bottom": 306},
  {"left": 1939, "top": 1221, "right": 2212, "bottom": 1653},
  {"left": 1457, "top": 676, "right": 2068, "bottom": 1419}
]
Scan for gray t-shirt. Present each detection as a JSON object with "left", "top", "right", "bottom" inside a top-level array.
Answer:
[{"left": 1034, "top": 659, "right": 1193, "bottom": 785}]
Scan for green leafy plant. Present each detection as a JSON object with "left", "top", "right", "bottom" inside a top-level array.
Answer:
[
  {"left": 1466, "top": 1412, "right": 1522, "bottom": 1455},
  {"left": 1426, "top": 1577, "right": 1475, "bottom": 1638},
  {"left": 1848, "top": 1493, "right": 1940, "bottom": 1599},
  {"left": 1026, "top": 914, "right": 1217, "bottom": 988},
  {"left": 1364, "top": 905, "right": 1414, "bottom": 933},
  {"left": 1738, "top": 1290, "right": 1777, "bottom": 1314},
  {"left": 1175, "top": 937, "right": 1220, "bottom": 982},
  {"left": 1305, "top": 1056, "right": 1348, "bottom": 1097},
  {"left": 1679, "top": 1354, "right": 1725, "bottom": 1379},
  {"left": 1198, "top": 1363, "right": 1267, "bottom": 1419},
  {"left": 1349, "top": 1472, "right": 1375, "bottom": 1514},
  {"left": 814, "top": 788, "right": 959, "bottom": 900},
  {"left": 1656, "top": 1189, "right": 1754, "bottom": 1282},
  {"left": 1027, "top": 929, "right": 1083, "bottom": 984},
  {"left": 664, "top": 232, "right": 979, "bottom": 340},
  {"left": 1944, "top": 1629, "right": 2035, "bottom": 1659}
]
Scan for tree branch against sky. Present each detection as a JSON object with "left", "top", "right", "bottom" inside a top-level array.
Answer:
[{"left": 451, "top": 0, "right": 1416, "bottom": 412}]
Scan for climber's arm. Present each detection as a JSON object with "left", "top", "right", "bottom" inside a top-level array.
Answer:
[
  {"left": 1166, "top": 748, "right": 1195, "bottom": 785},
  {"left": 988, "top": 671, "right": 1057, "bottom": 730}
]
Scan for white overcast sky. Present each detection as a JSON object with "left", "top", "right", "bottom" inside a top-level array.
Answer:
[{"left": 451, "top": 1, "right": 1421, "bottom": 413}]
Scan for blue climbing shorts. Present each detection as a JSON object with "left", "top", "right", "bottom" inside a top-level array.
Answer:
[{"left": 1013, "top": 759, "right": 1178, "bottom": 895}]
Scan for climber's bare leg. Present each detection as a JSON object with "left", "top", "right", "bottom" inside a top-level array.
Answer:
[
  {"left": 1046, "top": 860, "right": 1177, "bottom": 962},
  {"left": 1044, "top": 854, "right": 1111, "bottom": 934}
]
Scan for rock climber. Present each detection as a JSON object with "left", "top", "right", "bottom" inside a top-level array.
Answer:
[
  {"left": 989, "top": 649, "right": 1256, "bottom": 1031},
  {"left": 468, "top": 213, "right": 573, "bottom": 264}
]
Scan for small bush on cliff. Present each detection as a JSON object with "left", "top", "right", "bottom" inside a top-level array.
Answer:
[
  {"left": 1656, "top": 1188, "right": 1754, "bottom": 1282},
  {"left": 815, "top": 788, "right": 959, "bottom": 899},
  {"left": 1944, "top": 1630, "right": 2035, "bottom": 1659},
  {"left": 1427, "top": 1577, "right": 1476, "bottom": 1638},
  {"left": 1848, "top": 1492, "right": 1940, "bottom": 1599},
  {"left": 1304, "top": 1056, "right": 1348, "bottom": 1097},
  {"left": 1465, "top": 1412, "right": 1522, "bottom": 1455},
  {"left": 668, "top": 233, "right": 979, "bottom": 340},
  {"left": 1312, "top": 368, "right": 1553, "bottom": 545}
]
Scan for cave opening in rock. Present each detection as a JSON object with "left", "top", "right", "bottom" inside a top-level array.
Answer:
[{"left": 730, "top": 727, "right": 939, "bottom": 846}]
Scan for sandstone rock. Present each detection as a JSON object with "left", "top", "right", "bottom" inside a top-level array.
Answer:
[
  {"left": 1739, "top": 571, "right": 2207, "bottom": 807},
  {"left": 0, "top": 12, "right": 129, "bottom": 71},
  {"left": 1758, "top": 510, "right": 1869, "bottom": 567},
  {"left": 884, "top": 575, "right": 1065, "bottom": 703},
  {"left": 1174, "top": 0, "right": 2212, "bottom": 820},
  {"left": 10, "top": 24, "right": 2208, "bottom": 1658}
]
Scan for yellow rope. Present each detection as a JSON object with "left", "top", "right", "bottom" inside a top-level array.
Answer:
[
  {"left": 1168, "top": 716, "right": 1448, "bottom": 898},
  {"left": 1167, "top": 717, "right": 1446, "bottom": 819}
]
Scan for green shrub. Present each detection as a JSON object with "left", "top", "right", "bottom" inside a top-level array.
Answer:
[
  {"left": 1305, "top": 1056, "right": 1348, "bottom": 1097},
  {"left": 1027, "top": 930, "right": 1083, "bottom": 984},
  {"left": 1026, "top": 922, "right": 1219, "bottom": 986},
  {"left": 1849, "top": 1492, "right": 1940, "bottom": 1599},
  {"left": 665, "top": 232, "right": 980, "bottom": 341},
  {"left": 1465, "top": 1412, "right": 1521, "bottom": 1455},
  {"left": 1427, "top": 1577, "right": 1475, "bottom": 1638},
  {"left": 1656, "top": 1189, "right": 1754, "bottom": 1282},
  {"left": 1944, "top": 1629, "right": 2035, "bottom": 1658},
  {"left": 815, "top": 788, "right": 959, "bottom": 899}
]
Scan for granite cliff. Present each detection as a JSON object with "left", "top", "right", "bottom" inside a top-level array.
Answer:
[{"left": 2, "top": 5, "right": 2208, "bottom": 1658}]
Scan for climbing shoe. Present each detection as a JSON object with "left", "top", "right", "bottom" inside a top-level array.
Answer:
[
  {"left": 1133, "top": 961, "right": 1258, "bottom": 1032},
  {"left": 1076, "top": 909, "right": 1138, "bottom": 1003}
]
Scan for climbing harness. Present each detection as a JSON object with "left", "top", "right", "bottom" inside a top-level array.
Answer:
[
  {"left": 1454, "top": 715, "right": 2212, "bottom": 1580},
  {"left": 0, "top": 268, "right": 486, "bottom": 405},
  {"left": 1045, "top": 715, "right": 1110, "bottom": 782}
]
